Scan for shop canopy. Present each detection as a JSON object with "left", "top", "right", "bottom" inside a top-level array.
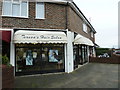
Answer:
[
  {"left": 74, "top": 34, "right": 94, "bottom": 46},
  {"left": 14, "top": 30, "right": 67, "bottom": 44},
  {"left": 0, "top": 31, "right": 11, "bottom": 43}
]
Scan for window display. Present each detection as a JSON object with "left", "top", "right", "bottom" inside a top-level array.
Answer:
[
  {"left": 15, "top": 44, "right": 65, "bottom": 75},
  {"left": 49, "top": 50, "right": 59, "bottom": 62},
  {"left": 26, "top": 50, "right": 33, "bottom": 65}
]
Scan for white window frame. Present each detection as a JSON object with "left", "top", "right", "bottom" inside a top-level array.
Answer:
[
  {"left": 91, "top": 31, "right": 94, "bottom": 38},
  {"left": 83, "top": 23, "right": 88, "bottom": 33},
  {"left": 35, "top": 2, "right": 45, "bottom": 19},
  {"left": 12, "top": 1, "right": 20, "bottom": 17},
  {"left": 2, "top": 0, "right": 29, "bottom": 18}
]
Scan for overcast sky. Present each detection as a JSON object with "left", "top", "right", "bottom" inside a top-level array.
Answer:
[{"left": 73, "top": 0, "right": 119, "bottom": 48}]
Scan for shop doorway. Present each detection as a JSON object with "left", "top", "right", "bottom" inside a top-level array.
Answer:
[
  {"left": 73, "top": 45, "right": 82, "bottom": 69},
  {"left": 81, "top": 45, "right": 89, "bottom": 64},
  {"left": 73, "top": 45, "right": 89, "bottom": 69}
]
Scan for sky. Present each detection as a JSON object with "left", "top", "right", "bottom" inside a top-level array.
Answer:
[{"left": 73, "top": 0, "right": 119, "bottom": 48}]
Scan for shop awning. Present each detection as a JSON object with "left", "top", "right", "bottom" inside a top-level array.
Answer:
[
  {"left": 74, "top": 34, "right": 94, "bottom": 46},
  {"left": 0, "top": 31, "right": 11, "bottom": 43},
  {"left": 14, "top": 30, "right": 67, "bottom": 44}
]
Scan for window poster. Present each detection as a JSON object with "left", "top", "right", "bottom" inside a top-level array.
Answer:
[
  {"left": 33, "top": 52, "right": 37, "bottom": 59},
  {"left": 49, "top": 50, "right": 59, "bottom": 62},
  {"left": 23, "top": 53, "right": 26, "bottom": 58},
  {"left": 26, "top": 50, "right": 33, "bottom": 65}
]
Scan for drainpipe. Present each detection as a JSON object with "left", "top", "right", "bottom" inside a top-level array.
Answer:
[{"left": 65, "top": 2, "right": 68, "bottom": 29}]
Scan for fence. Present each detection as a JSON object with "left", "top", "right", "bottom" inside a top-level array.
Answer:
[{"left": 89, "top": 55, "right": 120, "bottom": 64}]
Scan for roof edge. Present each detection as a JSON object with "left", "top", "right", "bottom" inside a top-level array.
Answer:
[{"left": 68, "top": 2, "right": 96, "bottom": 33}]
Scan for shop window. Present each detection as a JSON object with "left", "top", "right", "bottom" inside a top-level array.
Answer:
[
  {"left": 15, "top": 44, "right": 64, "bottom": 74},
  {"left": 41, "top": 47, "right": 48, "bottom": 61},
  {"left": 2, "top": 0, "right": 28, "bottom": 17},
  {"left": 16, "top": 48, "right": 40, "bottom": 72},
  {"left": 36, "top": 2, "right": 45, "bottom": 19}
]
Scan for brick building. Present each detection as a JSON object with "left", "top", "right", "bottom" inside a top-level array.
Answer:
[{"left": 0, "top": 0, "right": 96, "bottom": 76}]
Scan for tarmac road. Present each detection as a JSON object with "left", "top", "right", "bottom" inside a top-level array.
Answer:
[{"left": 15, "top": 63, "right": 119, "bottom": 88}]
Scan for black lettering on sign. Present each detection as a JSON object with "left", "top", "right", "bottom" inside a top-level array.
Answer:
[{"left": 51, "top": 36, "right": 62, "bottom": 39}]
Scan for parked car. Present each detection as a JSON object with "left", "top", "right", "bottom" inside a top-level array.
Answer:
[
  {"left": 114, "top": 51, "right": 120, "bottom": 56},
  {"left": 98, "top": 53, "right": 110, "bottom": 58},
  {"left": 113, "top": 49, "right": 120, "bottom": 56}
]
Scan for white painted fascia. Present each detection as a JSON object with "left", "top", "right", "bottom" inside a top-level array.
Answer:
[
  {"left": 25, "top": 0, "right": 69, "bottom": 3},
  {"left": 14, "top": 28, "right": 66, "bottom": 31},
  {"left": 0, "top": 28, "right": 13, "bottom": 31}
]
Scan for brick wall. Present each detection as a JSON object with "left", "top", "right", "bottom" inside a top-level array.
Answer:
[
  {"left": 67, "top": 6, "right": 95, "bottom": 42},
  {"left": 1, "top": 2, "right": 95, "bottom": 42},
  {"left": 89, "top": 55, "right": 120, "bottom": 64},
  {"left": 2, "top": 2, "right": 67, "bottom": 29},
  {"left": 0, "top": 1, "right": 2, "bottom": 28},
  {"left": 2, "top": 66, "right": 14, "bottom": 88}
]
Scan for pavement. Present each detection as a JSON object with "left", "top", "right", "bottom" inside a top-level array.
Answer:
[{"left": 15, "top": 63, "right": 119, "bottom": 88}]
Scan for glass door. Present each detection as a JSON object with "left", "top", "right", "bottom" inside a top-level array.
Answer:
[
  {"left": 82, "top": 45, "right": 85, "bottom": 64},
  {"left": 79, "top": 45, "right": 82, "bottom": 64},
  {"left": 73, "top": 45, "right": 79, "bottom": 69},
  {"left": 84, "top": 46, "right": 88, "bottom": 63}
]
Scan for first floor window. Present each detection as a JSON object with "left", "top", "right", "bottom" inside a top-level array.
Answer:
[
  {"left": 83, "top": 23, "right": 87, "bottom": 33},
  {"left": 91, "top": 31, "right": 94, "bottom": 38},
  {"left": 36, "top": 2, "right": 45, "bottom": 19},
  {"left": 2, "top": 0, "right": 28, "bottom": 17},
  {"left": 21, "top": 1, "right": 28, "bottom": 17},
  {"left": 12, "top": 3, "right": 20, "bottom": 16},
  {"left": 3, "top": 0, "right": 12, "bottom": 15}
]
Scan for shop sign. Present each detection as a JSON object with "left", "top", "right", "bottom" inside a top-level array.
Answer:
[{"left": 21, "top": 35, "right": 62, "bottom": 40}]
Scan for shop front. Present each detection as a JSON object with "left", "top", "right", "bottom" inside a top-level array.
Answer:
[
  {"left": 73, "top": 34, "right": 94, "bottom": 69},
  {"left": 13, "top": 30, "right": 67, "bottom": 76}
]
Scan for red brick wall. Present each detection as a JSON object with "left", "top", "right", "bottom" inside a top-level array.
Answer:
[
  {"left": 1, "top": 2, "right": 95, "bottom": 42},
  {"left": 2, "top": 2, "right": 67, "bottom": 29},
  {"left": 0, "top": 2, "right": 2, "bottom": 28},
  {"left": 2, "top": 66, "right": 14, "bottom": 88},
  {"left": 67, "top": 6, "right": 95, "bottom": 42},
  {"left": 89, "top": 55, "right": 120, "bottom": 64}
]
